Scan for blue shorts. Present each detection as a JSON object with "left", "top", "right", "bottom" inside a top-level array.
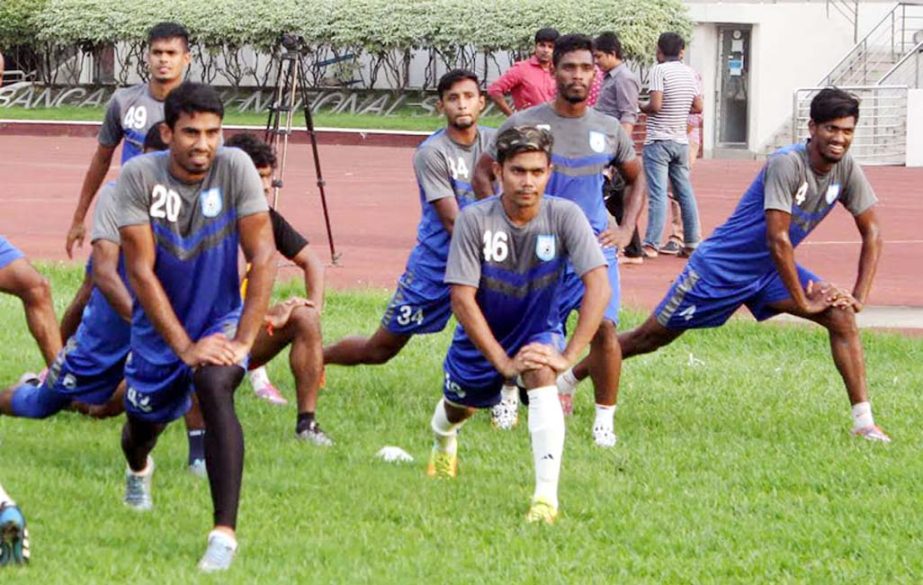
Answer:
[
  {"left": 555, "top": 246, "right": 620, "bottom": 333},
  {"left": 442, "top": 330, "right": 562, "bottom": 408},
  {"left": 655, "top": 263, "right": 821, "bottom": 330},
  {"left": 0, "top": 236, "right": 25, "bottom": 270},
  {"left": 380, "top": 268, "right": 452, "bottom": 335},
  {"left": 9, "top": 338, "right": 127, "bottom": 419},
  {"left": 124, "top": 310, "right": 246, "bottom": 423}
]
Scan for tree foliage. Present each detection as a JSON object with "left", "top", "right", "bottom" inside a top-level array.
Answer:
[{"left": 4, "top": 0, "right": 693, "bottom": 88}]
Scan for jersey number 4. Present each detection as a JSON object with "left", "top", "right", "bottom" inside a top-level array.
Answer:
[{"left": 150, "top": 185, "right": 182, "bottom": 222}]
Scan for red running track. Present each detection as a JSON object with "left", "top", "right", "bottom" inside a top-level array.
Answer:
[{"left": 1, "top": 134, "right": 922, "bottom": 310}]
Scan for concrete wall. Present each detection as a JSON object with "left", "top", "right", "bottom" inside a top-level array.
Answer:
[{"left": 685, "top": 1, "right": 895, "bottom": 156}]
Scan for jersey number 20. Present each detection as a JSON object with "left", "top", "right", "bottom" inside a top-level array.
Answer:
[{"left": 150, "top": 185, "right": 182, "bottom": 222}]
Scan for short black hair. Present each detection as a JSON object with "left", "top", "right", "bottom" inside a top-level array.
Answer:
[
  {"left": 496, "top": 126, "right": 553, "bottom": 164},
  {"left": 225, "top": 132, "right": 277, "bottom": 168},
  {"left": 810, "top": 88, "right": 861, "bottom": 124},
  {"left": 164, "top": 82, "right": 224, "bottom": 129},
  {"left": 552, "top": 33, "right": 594, "bottom": 66},
  {"left": 142, "top": 122, "right": 168, "bottom": 152},
  {"left": 594, "top": 31, "right": 623, "bottom": 60},
  {"left": 535, "top": 27, "right": 559, "bottom": 44},
  {"left": 657, "top": 32, "right": 685, "bottom": 58},
  {"left": 148, "top": 22, "right": 190, "bottom": 50},
  {"left": 437, "top": 69, "right": 479, "bottom": 99}
]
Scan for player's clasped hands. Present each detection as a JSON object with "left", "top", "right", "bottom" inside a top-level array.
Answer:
[
  {"left": 806, "top": 280, "right": 862, "bottom": 314},
  {"left": 509, "top": 342, "right": 570, "bottom": 375},
  {"left": 263, "top": 297, "right": 315, "bottom": 332},
  {"left": 180, "top": 333, "right": 243, "bottom": 368}
]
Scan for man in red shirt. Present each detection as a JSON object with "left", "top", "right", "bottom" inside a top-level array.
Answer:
[{"left": 488, "top": 28, "right": 559, "bottom": 116}]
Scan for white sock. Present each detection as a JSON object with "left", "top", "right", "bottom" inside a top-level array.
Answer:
[
  {"left": 556, "top": 368, "right": 579, "bottom": 395},
  {"left": 431, "top": 399, "right": 463, "bottom": 455},
  {"left": 500, "top": 384, "right": 518, "bottom": 402},
  {"left": 249, "top": 366, "right": 271, "bottom": 390},
  {"left": 594, "top": 403, "right": 617, "bottom": 430},
  {"left": 207, "top": 529, "right": 238, "bottom": 551},
  {"left": 0, "top": 482, "right": 13, "bottom": 507},
  {"left": 128, "top": 456, "right": 154, "bottom": 477},
  {"left": 527, "top": 386, "right": 565, "bottom": 509},
  {"left": 851, "top": 401, "right": 874, "bottom": 430}
]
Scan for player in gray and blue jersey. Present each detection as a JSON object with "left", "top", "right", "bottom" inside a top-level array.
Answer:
[
  {"left": 428, "top": 126, "right": 609, "bottom": 524},
  {"left": 66, "top": 22, "right": 190, "bottom": 259},
  {"left": 324, "top": 70, "right": 495, "bottom": 368},
  {"left": 116, "top": 83, "right": 276, "bottom": 572},
  {"left": 619, "top": 88, "right": 890, "bottom": 443},
  {"left": 474, "top": 35, "right": 645, "bottom": 447}
]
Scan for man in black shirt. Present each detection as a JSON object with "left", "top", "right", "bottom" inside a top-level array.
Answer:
[{"left": 225, "top": 133, "right": 330, "bottom": 445}]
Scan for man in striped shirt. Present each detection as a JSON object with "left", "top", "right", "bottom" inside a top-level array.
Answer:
[{"left": 640, "top": 32, "right": 703, "bottom": 257}]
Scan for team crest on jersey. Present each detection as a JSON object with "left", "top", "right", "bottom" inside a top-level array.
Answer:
[
  {"left": 589, "top": 131, "right": 606, "bottom": 153},
  {"left": 200, "top": 188, "right": 223, "bottom": 218},
  {"left": 794, "top": 181, "right": 808, "bottom": 206},
  {"left": 536, "top": 235, "right": 556, "bottom": 261},
  {"left": 825, "top": 183, "right": 841, "bottom": 204}
]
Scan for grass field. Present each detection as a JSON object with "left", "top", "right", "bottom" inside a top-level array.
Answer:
[
  {"left": 1, "top": 265, "right": 921, "bottom": 583},
  {"left": 0, "top": 105, "right": 509, "bottom": 133}
]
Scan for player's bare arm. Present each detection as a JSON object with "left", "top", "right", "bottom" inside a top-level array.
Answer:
[
  {"left": 766, "top": 209, "right": 830, "bottom": 314},
  {"left": 849, "top": 207, "right": 882, "bottom": 313},
  {"left": 472, "top": 153, "right": 497, "bottom": 199},
  {"left": 234, "top": 211, "right": 277, "bottom": 359},
  {"left": 432, "top": 197, "right": 460, "bottom": 235},
  {"left": 68, "top": 144, "right": 117, "bottom": 257},
  {"left": 91, "top": 239, "right": 132, "bottom": 321},
  {"left": 292, "top": 245, "right": 326, "bottom": 312},
  {"left": 450, "top": 284, "right": 526, "bottom": 379},
  {"left": 602, "top": 157, "right": 645, "bottom": 249},
  {"left": 563, "top": 266, "right": 610, "bottom": 364},
  {"left": 121, "top": 223, "right": 235, "bottom": 366}
]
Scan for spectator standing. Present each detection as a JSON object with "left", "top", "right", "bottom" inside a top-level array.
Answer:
[
  {"left": 662, "top": 66, "right": 705, "bottom": 255},
  {"left": 593, "top": 31, "right": 644, "bottom": 264},
  {"left": 488, "top": 28, "right": 559, "bottom": 116},
  {"left": 640, "top": 33, "right": 703, "bottom": 258}
]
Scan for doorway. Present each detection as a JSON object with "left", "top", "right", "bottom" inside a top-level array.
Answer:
[{"left": 715, "top": 26, "right": 751, "bottom": 147}]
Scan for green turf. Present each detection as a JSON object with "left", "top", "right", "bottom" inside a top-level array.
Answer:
[
  {"left": 1, "top": 265, "right": 920, "bottom": 582},
  {"left": 0, "top": 105, "right": 508, "bottom": 133}
]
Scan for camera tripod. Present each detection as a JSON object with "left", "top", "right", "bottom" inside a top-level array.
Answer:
[{"left": 264, "top": 37, "right": 339, "bottom": 264}]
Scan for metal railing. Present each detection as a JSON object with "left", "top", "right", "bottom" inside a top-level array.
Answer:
[
  {"left": 792, "top": 85, "right": 908, "bottom": 165},
  {"left": 821, "top": 2, "right": 923, "bottom": 87},
  {"left": 877, "top": 41, "right": 923, "bottom": 86},
  {"left": 827, "top": 0, "right": 860, "bottom": 42}
]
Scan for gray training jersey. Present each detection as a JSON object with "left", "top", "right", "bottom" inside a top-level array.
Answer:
[
  {"left": 488, "top": 103, "right": 635, "bottom": 234},
  {"left": 99, "top": 84, "right": 165, "bottom": 164},
  {"left": 445, "top": 196, "right": 605, "bottom": 343},
  {"left": 410, "top": 126, "right": 497, "bottom": 273},
  {"left": 90, "top": 181, "right": 120, "bottom": 245}
]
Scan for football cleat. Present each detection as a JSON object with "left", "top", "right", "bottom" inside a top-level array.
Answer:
[
  {"left": 852, "top": 424, "right": 891, "bottom": 443},
  {"left": 0, "top": 504, "right": 29, "bottom": 565},
  {"left": 426, "top": 448, "right": 457, "bottom": 479},
  {"left": 254, "top": 383, "right": 288, "bottom": 406},
  {"left": 592, "top": 425, "right": 618, "bottom": 448},
  {"left": 124, "top": 458, "right": 154, "bottom": 511},
  {"left": 197, "top": 530, "right": 237, "bottom": 573},
  {"left": 526, "top": 497, "right": 558, "bottom": 525},
  {"left": 558, "top": 393, "right": 574, "bottom": 416},
  {"left": 490, "top": 396, "right": 519, "bottom": 430},
  {"left": 296, "top": 420, "right": 334, "bottom": 447},
  {"left": 555, "top": 374, "right": 577, "bottom": 416}
]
